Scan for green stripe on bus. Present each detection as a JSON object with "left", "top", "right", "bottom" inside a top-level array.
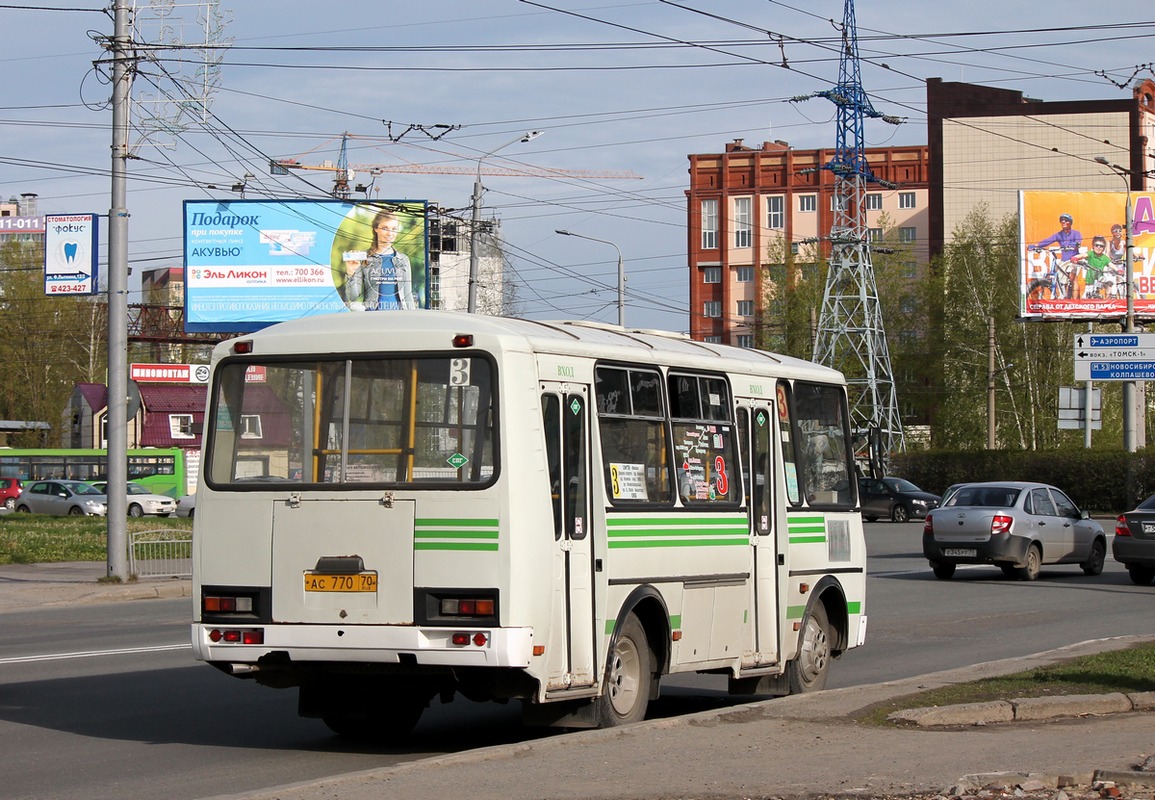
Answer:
[
  {"left": 415, "top": 518, "right": 498, "bottom": 528},
  {"left": 788, "top": 535, "right": 827, "bottom": 544},
  {"left": 607, "top": 517, "right": 746, "bottom": 527},
  {"left": 414, "top": 529, "right": 499, "bottom": 539},
  {"left": 786, "top": 601, "right": 863, "bottom": 619},
  {"left": 608, "top": 538, "right": 749, "bottom": 549},
  {"left": 414, "top": 542, "right": 500, "bottom": 551},
  {"left": 607, "top": 527, "right": 747, "bottom": 538}
]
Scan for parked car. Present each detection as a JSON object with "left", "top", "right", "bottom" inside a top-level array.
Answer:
[
  {"left": 15, "top": 480, "right": 108, "bottom": 517},
  {"left": 0, "top": 477, "right": 23, "bottom": 510},
  {"left": 858, "top": 476, "right": 941, "bottom": 523},
  {"left": 1112, "top": 494, "right": 1155, "bottom": 585},
  {"left": 88, "top": 481, "right": 176, "bottom": 517},
  {"left": 922, "top": 481, "right": 1106, "bottom": 581},
  {"left": 175, "top": 493, "right": 196, "bottom": 518}
]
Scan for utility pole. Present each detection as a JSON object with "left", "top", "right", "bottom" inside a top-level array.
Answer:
[
  {"left": 793, "top": 0, "right": 905, "bottom": 471},
  {"left": 106, "top": 0, "right": 133, "bottom": 580}
]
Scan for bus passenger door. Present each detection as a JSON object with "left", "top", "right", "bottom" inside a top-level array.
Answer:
[
  {"left": 541, "top": 384, "right": 596, "bottom": 690},
  {"left": 739, "top": 405, "right": 780, "bottom": 664}
]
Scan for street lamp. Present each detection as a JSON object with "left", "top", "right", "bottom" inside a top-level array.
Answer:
[
  {"left": 1094, "top": 155, "right": 1139, "bottom": 452},
  {"left": 555, "top": 229, "right": 626, "bottom": 327},
  {"left": 467, "top": 131, "right": 542, "bottom": 313}
]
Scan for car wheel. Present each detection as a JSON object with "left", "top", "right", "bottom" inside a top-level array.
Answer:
[
  {"left": 3, "top": 497, "right": 14, "bottom": 510},
  {"left": 787, "top": 602, "right": 832, "bottom": 693},
  {"left": 68, "top": 506, "right": 85, "bottom": 516},
  {"left": 931, "top": 561, "right": 956, "bottom": 580},
  {"left": 596, "top": 612, "right": 653, "bottom": 726},
  {"left": 128, "top": 504, "right": 144, "bottom": 518},
  {"left": 16, "top": 504, "right": 30, "bottom": 513},
  {"left": 891, "top": 504, "right": 909, "bottom": 523},
  {"left": 1081, "top": 538, "right": 1106, "bottom": 576},
  {"left": 1016, "top": 544, "right": 1042, "bottom": 581},
  {"left": 1127, "top": 565, "right": 1155, "bottom": 586}
]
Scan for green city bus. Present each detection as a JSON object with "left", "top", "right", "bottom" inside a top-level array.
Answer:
[{"left": 0, "top": 448, "right": 191, "bottom": 498}]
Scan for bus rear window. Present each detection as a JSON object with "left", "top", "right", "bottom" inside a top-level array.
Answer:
[{"left": 206, "top": 355, "right": 497, "bottom": 488}]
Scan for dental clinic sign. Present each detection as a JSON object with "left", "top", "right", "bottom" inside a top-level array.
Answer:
[{"left": 44, "top": 213, "right": 99, "bottom": 295}]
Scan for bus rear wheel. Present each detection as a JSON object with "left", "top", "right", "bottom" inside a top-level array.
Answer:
[
  {"left": 596, "top": 612, "right": 652, "bottom": 727},
  {"left": 787, "top": 602, "right": 831, "bottom": 693}
]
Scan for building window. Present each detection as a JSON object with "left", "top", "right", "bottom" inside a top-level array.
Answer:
[
  {"left": 830, "top": 195, "right": 846, "bottom": 212},
  {"left": 701, "top": 199, "right": 718, "bottom": 249},
  {"left": 703, "top": 266, "right": 721, "bottom": 284},
  {"left": 865, "top": 193, "right": 882, "bottom": 210},
  {"left": 898, "top": 227, "right": 917, "bottom": 243},
  {"left": 790, "top": 242, "right": 800, "bottom": 255},
  {"left": 899, "top": 330, "right": 919, "bottom": 344},
  {"left": 903, "top": 261, "right": 917, "bottom": 278},
  {"left": 703, "top": 301, "right": 722, "bottom": 318},
  {"left": 867, "top": 227, "right": 883, "bottom": 242},
  {"left": 766, "top": 195, "right": 784, "bottom": 229},
  {"left": 169, "top": 414, "right": 195, "bottom": 439},
  {"left": 737, "top": 334, "right": 754, "bottom": 349},
  {"left": 737, "top": 300, "right": 754, "bottom": 317},
  {"left": 899, "top": 296, "right": 916, "bottom": 314},
  {"left": 734, "top": 197, "right": 752, "bottom": 248},
  {"left": 240, "top": 414, "right": 263, "bottom": 439},
  {"left": 704, "top": 335, "right": 722, "bottom": 344},
  {"left": 899, "top": 192, "right": 916, "bottom": 209},
  {"left": 799, "top": 195, "right": 817, "bottom": 213},
  {"left": 736, "top": 266, "right": 755, "bottom": 282}
]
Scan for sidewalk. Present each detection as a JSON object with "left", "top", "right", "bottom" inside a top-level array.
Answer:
[
  {"left": 3, "top": 561, "right": 1154, "bottom": 800},
  {"left": 0, "top": 560, "right": 190, "bottom": 611}
]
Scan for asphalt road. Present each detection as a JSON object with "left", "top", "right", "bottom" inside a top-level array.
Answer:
[{"left": 2, "top": 521, "right": 1153, "bottom": 800}]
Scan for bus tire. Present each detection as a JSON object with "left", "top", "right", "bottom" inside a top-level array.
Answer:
[
  {"left": 787, "top": 602, "right": 831, "bottom": 694},
  {"left": 596, "top": 612, "right": 652, "bottom": 727}
]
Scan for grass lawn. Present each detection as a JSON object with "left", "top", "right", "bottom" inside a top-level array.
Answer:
[{"left": 0, "top": 513, "right": 192, "bottom": 564}]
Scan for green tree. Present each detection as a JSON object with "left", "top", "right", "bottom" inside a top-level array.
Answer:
[
  {"left": 0, "top": 241, "right": 107, "bottom": 446},
  {"left": 757, "top": 233, "right": 825, "bottom": 359}
]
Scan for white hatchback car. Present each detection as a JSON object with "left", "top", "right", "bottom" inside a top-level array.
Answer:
[{"left": 88, "top": 481, "right": 177, "bottom": 517}]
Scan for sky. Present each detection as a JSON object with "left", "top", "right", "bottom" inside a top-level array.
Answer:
[{"left": 2, "top": 0, "right": 1154, "bottom": 333}]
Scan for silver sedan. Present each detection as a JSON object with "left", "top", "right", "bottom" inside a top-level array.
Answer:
[
  {"left": 15, "top": 480, "right": 108, "bottom": 517},
  {"left": 922, "top": 480, "right": 1106, "bottom": 580}
]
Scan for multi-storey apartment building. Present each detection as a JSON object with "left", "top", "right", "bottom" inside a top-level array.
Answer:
[{"left": 686, "top": 139, "right": 929, "bottom": 346}]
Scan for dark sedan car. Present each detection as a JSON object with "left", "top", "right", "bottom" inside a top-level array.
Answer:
[
  {"left": 858, "top": 476, "right": 941, "bottom": 523},
  {"left": 1113, "top": 494, "right": 1155, "bottom": 585}
]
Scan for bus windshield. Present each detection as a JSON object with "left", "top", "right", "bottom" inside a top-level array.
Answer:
[{"left": 206, "top": 354, "right": 497, "bottom": 488}]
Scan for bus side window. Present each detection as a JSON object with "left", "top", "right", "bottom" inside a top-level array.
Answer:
[
  {"left": 564, "top": 393, "right": 588, "bottom": 540},
  {"left": 541, "top": 393, "right": 563, "bottom": 540},
  {"left": 595, "top": 366, "right": 671, "bottom": 504},
  {"left": 776, "top": 382, "right": 802, "bottom": 507},
  {"left": 753, "top": 406, "right": 772, "bottom": 533}
]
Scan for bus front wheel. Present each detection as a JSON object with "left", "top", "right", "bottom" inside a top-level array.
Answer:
[
  {"left": 596, "top": 612, "right": 652, "bottom": 727},
  {"left": 787, "top": 602, "right": 831, "bottom": 694}
]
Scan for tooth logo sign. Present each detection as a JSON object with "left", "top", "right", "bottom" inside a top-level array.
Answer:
[{"left": 63, "top": 242, "right": 79, "bottom": 263}]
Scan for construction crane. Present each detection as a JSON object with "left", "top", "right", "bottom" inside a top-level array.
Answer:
[{"left": 271, "top": 132, "right": 642, "bottom": 198}]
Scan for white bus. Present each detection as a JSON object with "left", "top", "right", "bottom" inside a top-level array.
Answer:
[{"left": 191, "top": 310, "right": 867, "bottom": 739}]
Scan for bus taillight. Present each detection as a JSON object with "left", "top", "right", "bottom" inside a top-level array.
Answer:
[{"left": 208, "top": 628, "right": 264, "bottom": 645}]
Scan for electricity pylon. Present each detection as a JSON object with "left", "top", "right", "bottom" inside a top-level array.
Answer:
[{"left": 792, "top": 0, "right": 905, "bottom": 473}]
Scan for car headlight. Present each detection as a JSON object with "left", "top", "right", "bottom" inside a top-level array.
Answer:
[{"left": 912, "top": 499, "right": 927, "bottom": 507}]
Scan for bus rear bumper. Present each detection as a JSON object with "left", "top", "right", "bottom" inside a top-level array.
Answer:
[{"left": 191, "top": 623, "right": 534, "bottom": 669}]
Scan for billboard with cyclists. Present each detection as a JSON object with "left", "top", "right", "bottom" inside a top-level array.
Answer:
[{"left": 1020, "top": 190, "right": 1155, "bottom": 320}]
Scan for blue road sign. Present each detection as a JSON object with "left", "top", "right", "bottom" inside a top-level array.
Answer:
[{"left": 1088, "top": 362, "right": 1155, "bottom": 381}]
